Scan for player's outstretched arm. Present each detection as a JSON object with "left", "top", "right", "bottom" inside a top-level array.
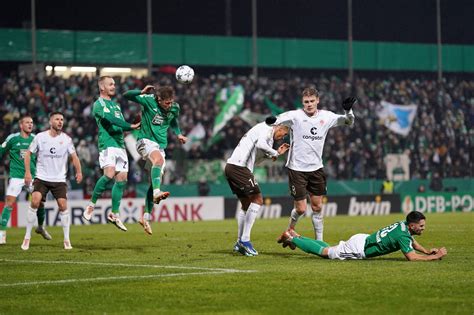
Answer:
[
  {"left": 123, "top": 85, "right": 155, "bottom": 103},
  {"left": 413, "top": 239, "right": 440, "bottom": 255},
  {"left": 404, "top": 247, "right": 447, "bottom": 261},
  {"left": 0, "top": 141, "right": 8, "bottom": 159},
  {"left": 170, "top": 114, "right": 183, "bottom": 137},
  {"left": 0, "top": 135, "right": 14, "bottom": 159},
  {"left": 335, "top": 97, "right": 356, "bottom": 126},
  {"left": 24, "top": 150, "right": 33, "bottom": 186},
  {"left": 123, "top": 90, "right": 142, "bottom": 102},
  {"left": 342, "top": 97, "right": 357, "bottom": 111},
  {"left": 70, "top": 152, "right": 83, "bottom": 184},
  {"left": 141, "top": 85, "right": 155, "bottom": 94},
  {"left": 265, "top": 112, "right": 295, "bottom": 127}
]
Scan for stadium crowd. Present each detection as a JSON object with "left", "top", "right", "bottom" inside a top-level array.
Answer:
[{"left": 0, "top": 71, "right": 472, "bottom": 188}]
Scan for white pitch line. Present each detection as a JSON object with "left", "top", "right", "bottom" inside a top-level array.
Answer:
[
  {"left": 0, "top": 259, "right": 257, "bottom": 287},
  {"left": 0, "top": 259, "right": 256, "bottom": 273},
  {"left": 0, "top": 271, "right": 232, "bottom": 287}
]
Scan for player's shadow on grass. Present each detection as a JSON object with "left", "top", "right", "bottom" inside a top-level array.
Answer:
[
  {"left": 75, "top": 244, "right": 158, "bottom": 252},
  {"left": 361, "top": 257, "right": 407, "bottom": 262},
  {"left": 211, "top": 249, "right": 307, "bottom": 259}
]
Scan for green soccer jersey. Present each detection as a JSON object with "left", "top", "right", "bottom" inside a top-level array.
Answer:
[
  {"left": 0, "top": 133, "right": 36, "bottom": 179},
  {"left": 123, "top": 90, "right": 182, "bottom": 149},
  {"left": 92, "top": 97, "right": 133, "bottom": 151},
  {"left": 364, "top": 221, "right": 414, "bottom": 258}
]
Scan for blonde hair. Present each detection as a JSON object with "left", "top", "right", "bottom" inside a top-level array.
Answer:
[{"left": 302, "top": 87, "right": 319, "bottom": 98}]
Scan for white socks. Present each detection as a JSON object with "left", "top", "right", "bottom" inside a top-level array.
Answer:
[
  {"left": 143, "top": 212, "right": 151, "bottom": 221},
  {"left": 24, "top": 207, "right": 38, "bottom": 239},
  {"left": 312, "top": 211, "right": 324, "bottom": 241},
  {"left": 241, "top": 203, "right": 260, "bottom": 242},
  {"left": 60, "top": 210, "right": 70, "bottom": 241},
  {"left": 288, "top": 209, "right": 301, "bottom": 230},
  {"left": 237, "top": 209, "right": 245, "bottom": 240}
]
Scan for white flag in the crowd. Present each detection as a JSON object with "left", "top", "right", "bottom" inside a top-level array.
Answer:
[
  {"left": 239, "top": 109, "right": 266, "bottom": 126},
  {"left": 377, "top": 101, "right": 418, "bottom": 136},
  {"left": 183, "top": 123, "right": 206, "bottom": 151}
]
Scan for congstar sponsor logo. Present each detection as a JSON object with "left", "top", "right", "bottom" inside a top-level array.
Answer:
[
  {"left": 303, "top": 135, "right": 323, "bottom": 140},
  {"left": 303, "top": 127, "right": 323, "bottom": 140}
]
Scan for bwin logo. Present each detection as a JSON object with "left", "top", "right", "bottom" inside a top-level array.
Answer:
[
  {"left": 310, "top": 127, "right": 318, "bottom": 135},
  {"left": 50, "top": 147, "right": 56, "bottom": 154}
]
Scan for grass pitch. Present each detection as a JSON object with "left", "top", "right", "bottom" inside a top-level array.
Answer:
[{"left": 1, "top": 212, "right": 472, "bottom": 314}]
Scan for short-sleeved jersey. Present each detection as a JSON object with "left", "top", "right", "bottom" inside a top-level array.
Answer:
[
  {"left": 124, "top": 91, "right": 181, "bottom": 149},
  {"left": 29, "top": 131, "right": 76, "bottom": 182},
  {"left": 226, "top": 122, "right": 279, "bottom": 172},
  {"left": 0, "top": 133, "right": 36, "bottom": 178},
  {"left": 364, "top": 221, "right": 414, "bottom": 258},
  {"left": 92, "top": 98, "right": 127, "bottom": 151},
  {"left": 275, "top": 109, "right": 351, "bottom": 172}
]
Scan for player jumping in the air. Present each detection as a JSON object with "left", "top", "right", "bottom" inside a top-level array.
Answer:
[
  {"left": 124, "top": 85, "right": 187, "bottom": 235},
  {"left": 82, "top": 76, "right": 141, "bottom": 231}
]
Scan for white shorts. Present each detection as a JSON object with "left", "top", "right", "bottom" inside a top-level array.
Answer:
[
  {"left": 6, "top": 177, "right": 33, "bottom": 197},
  {"left": 136, "top": 139, "right": 166, "bottom": 175},
  {"left": 98, "top": 147, "right": 129, "bottom": 172},
  {"left": 328, "top": 233, "right": 369, "bottom": 260}
]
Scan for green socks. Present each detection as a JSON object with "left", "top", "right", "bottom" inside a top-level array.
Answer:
[
  {"left": 151, "top": 166, "right": 162, "bottom": 190},
  {"left": 91, "top": 175, "right": 113, "bottom": 203},
  {"left": 111, "top": 181, "right": 127, "bottom": 214},
  {"left": 37, "top": 207, "right": 46, "bottom": 226},
  {"left": 0, "top": 206, "right": 12, "bottom": 230},
  {"left": 292, "top": 236, "right": 330, "bottom": 257},
  {"left": 145, "top": 184, "right": 154, "bottom": 214},
  {"left": 1, "top": 206, "right": 46, "bottom": 230}
]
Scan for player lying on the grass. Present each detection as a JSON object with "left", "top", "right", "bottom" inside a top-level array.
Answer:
[
  {"left": 277, "top": 210, "right": 447, "bottom": 261},
  {"left": 83, "top": 76, "right": 140, "bottom": 232},
  {"left": 225, "top": 122, "right": 290, "bottom": 256},
  {"left": 124, "top": 85, "right": 187, "bottom": 235},
  {"left": 0, "top": 115, "right": 51, "bottom": 244}
]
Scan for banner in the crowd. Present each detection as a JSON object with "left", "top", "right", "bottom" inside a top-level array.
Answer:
[
  {"left": 401, "top": 192, "right": 473, "bottom": 213},
  {"left": 377, "top": 101, "right": 418, "bottom": 136},
  {"left": 211, "top": 85, "right": 244, "bottom": 136},
  {"left": 13, "top": 197, "right": 225, "bottom": 227},
  {"left": 182, "top": 123, "right": 206, "bottom": 151},
  {"left": 264, "top": 97, "right": 285, "bottom": 115},
  {"left": 224, "top": 194, "right": 401, "bottom": 219}
]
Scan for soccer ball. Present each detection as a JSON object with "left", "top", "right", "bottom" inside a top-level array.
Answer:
[{"left": 175, "top": 65, "right": 194, "bottom": 84}]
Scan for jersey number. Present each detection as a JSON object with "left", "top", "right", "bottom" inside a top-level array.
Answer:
[
  {"left": 248, "top": 178, "right": 258, "bottom": 187},
  {"left": 152, "top": 114, "right": 164, "bottom": 125},
  {"left": 379, "top": 223, "right": 399, "bottom": 238}
]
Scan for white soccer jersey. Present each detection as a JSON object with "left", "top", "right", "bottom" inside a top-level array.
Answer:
[
  {"left": 275, "top": 109, "right": 354, "bottom": 172},
  {"left": 227, "top": 122, "right": 279, "bottom": 172},
  {"left": 29, "top": 131, "right": 76, "bottom": 182}
]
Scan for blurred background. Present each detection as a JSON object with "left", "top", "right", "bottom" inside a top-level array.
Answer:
[{"left": 0, "top": 0, "right": 472, "bottom": 209}]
